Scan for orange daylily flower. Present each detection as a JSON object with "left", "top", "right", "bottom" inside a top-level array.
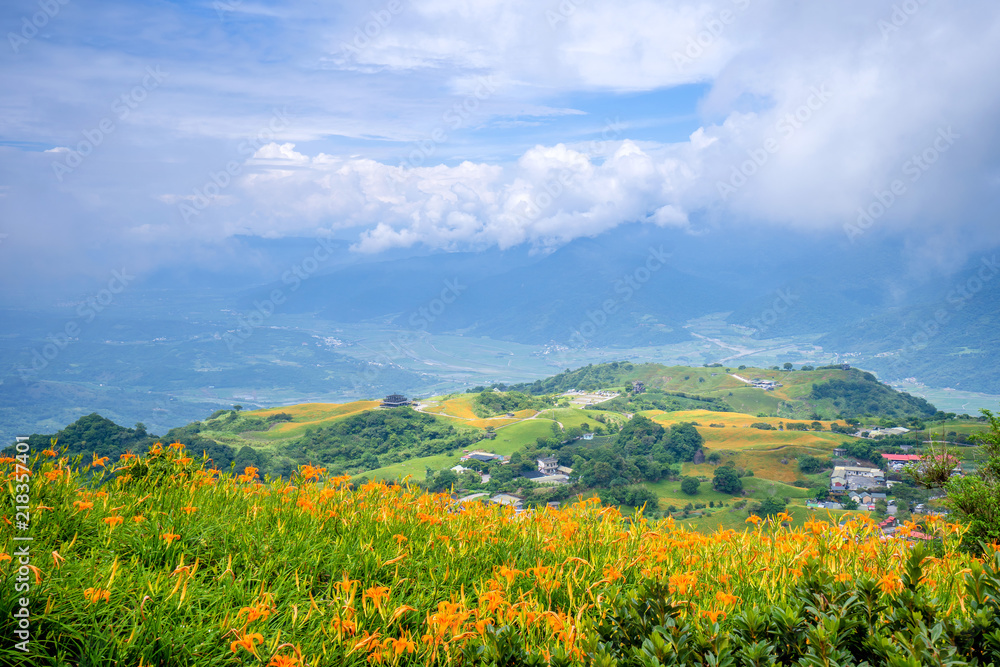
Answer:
[
  {"left": 104, "top": 515, "right": 124, "bottom": 528},
  {"left": 390, "top": 635, "right": 416, "bottom": 655},
  {"left": 161, "top": 532, "right": 181, "bottom": 545},
  {"left": 362, "top": 585, "right": 391, "bottom": 611},
  {"left": 230, "top": 632, "right": 264, "bottom": 656},
  {"left": 84, "top": 587, "right": 110, "bottom": 603}
]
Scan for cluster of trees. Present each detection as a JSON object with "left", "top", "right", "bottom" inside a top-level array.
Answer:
[
  {"left": 452, "top": 415, "right": 703, "bottom": 503},
  {"left": 798, "top": 455, "right": 831, "bottom": 475},
  {"left": 712, "top": 463, "right": 745, "bottom": 495},
  {"left": 748, "top": 496, "right": 788, "bottom": 518},
  {"left": 23, "top": 413, "right": 161, "bottom": 463},
  {"left": 282, "top": 408, "right": 481, "bottom": 475},
  {"left": 589, "top": 388, "right": 731, "bottom": 415},
  {"left": 509, "top": 361, "right": 637, "bottom": 395},
  {"left": 598, "top": 485, "right": 660, "bottom": 512},
  {"left": 472, "top": 390, "right": 551, "bottom": 417},
  {"left": 783, "top": 421, "right": 825, "bottom": 431},
  {"left": 810, "top": 371, "right": 937, "bottom": 419}
]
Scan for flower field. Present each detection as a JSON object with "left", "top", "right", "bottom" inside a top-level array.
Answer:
[{"left": 2, "top": 443, "right": 1000, "bottom": 666}]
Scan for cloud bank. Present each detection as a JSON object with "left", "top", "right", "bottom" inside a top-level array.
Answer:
[{"left": 2, "top": 0, "right": 1000, "bottom": 289}]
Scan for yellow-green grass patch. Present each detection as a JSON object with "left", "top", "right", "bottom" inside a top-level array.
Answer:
[{"left": 245, "top": 400, "right": 381, "bottom": 439}]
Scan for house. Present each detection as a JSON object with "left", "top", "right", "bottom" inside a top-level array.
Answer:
[
  {"left": 833, "top": 448, "right": 847, "bottom": 457},
  {"left": 462, "top": 450, "right": 505, "bottom": 463},
  {"left": 830, "top": 465, "right": 885, "bottom": 491},
  {"left": 582, "top": 432, "right": 594, "bottom": 440},
  {"left": 380, "top": 393, "right": 412, "bottom": 408},
  {"left": 456, "top": 492, "right": 489, "bottom": 505},
  {"left": 864, "top": 426, "right": 911, "bottom": 439},
  {"left": 506, "top": 412, "right": 516, "bottom": 418},
  {"left": 749, "top": 379, "right": 780, "bottom": 390},
  {"left": 882, "top": 454, "right": 923, "bottom": 472},
  {"left": 450, "top": 464, "right": 473, "bottom": 474},
  {"left": 530, "top": 474, "right": 570, "bottom": 485},
  {"left": 537, "top": 456, "right": 559, "bottom": 475},
  {"left": 489, "top": 493, "right": 523, "bottom": 510},
  {"left": 632, "top": 381, "right": 645, "bottom": 393}
]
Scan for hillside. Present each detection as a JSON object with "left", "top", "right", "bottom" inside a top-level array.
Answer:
[
  {"left": 11, "top": 360, "right": 966, "bottom": 539},
  {"left": 3, "top": 448, "right": 995, "bottom": 666}
]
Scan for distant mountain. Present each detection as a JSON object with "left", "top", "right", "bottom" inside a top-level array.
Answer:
[{"left": 817, "top": 256, "right": 1000, "bottom": 393}]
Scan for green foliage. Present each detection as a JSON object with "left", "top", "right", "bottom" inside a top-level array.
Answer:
[
  {"left": 615, "top": 415, "right": 666, "bottom": 456},
  {"left": 569, "top": 547, "right": 1000, "bottom": 666},
  {"left": 21, "top": 413, "right": 159, "bottom": 462},
  {"left": 472, "top": 390, "right": 551, "bottom": 417},
  {"left": 712, "top": 465, "right": 743, "bottom": 495},
  {"left": 810, "top": 371, "right": 937, "bottom": 419},
  {"left": 591, "top": 388, "right": 731, "bottom": 415},
  {"left": 598, "top": 486, "right": 660, "bottom": 512},
  {"left": 510, "top": 361, "right": 636, "bottom": 394},
  {"left": 280, "top": 407, "right": 479, "bottom": 476},
  {"left": 749, "top": 497, "right": 787, "bottom": 518},
  {"left": 945, "top": 408, "right": 1000, "bottom": 551},
  {"left": 798, "top": 455, "right": 829, "bottom": 475},
  {"left": 680, "top": 476, "right": 700, "bottom": 496}
]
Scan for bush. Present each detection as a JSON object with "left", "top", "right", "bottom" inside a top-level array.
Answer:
[
  {"left": 713, "top": 465, "right": 743, "bottom": 494},
  {"left": 680, "top": 476, "right": 700, "bottom": 495}
]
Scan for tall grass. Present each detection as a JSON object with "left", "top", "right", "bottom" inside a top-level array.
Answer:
[{"left": 1, "top": 444, "right": 992, "bottom": 666}]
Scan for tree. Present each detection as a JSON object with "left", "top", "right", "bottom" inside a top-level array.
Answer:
[
  {"left": 665, "top": 422, "right": 704, "bottom": 462},
  {"left": 873, "top": 499, "right": 888, "bottom": 518},
  {"left": 783, "top": 363, "right": 793, "bottom": 370},
  {"left": 712, "top": 465, "right": 743, "bottom": 495},
  {"left": 749, "top": 497, "right": 787, "bottom": 518},
  {"left": 942, "top": 408, "right": 1000, "bottom": 550},
  {"left": 680, "top": 476, "right": 700, "bottom": 495},
  {"left": 429, "top": 469, "right": 458, "bottom": 493},
  {"left": 842, "top": 498, "right": 859, "bottom": 510},
  {"left": 798, "top": 455, "right": 827, "bottom": 475}
]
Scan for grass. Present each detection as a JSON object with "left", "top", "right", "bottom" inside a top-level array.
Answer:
[
  {"left": 7, "top": 445, "right": 983, "bottom": 666},
  {"left": 243, "top": 400, "right": 381, "bottom": 440}
]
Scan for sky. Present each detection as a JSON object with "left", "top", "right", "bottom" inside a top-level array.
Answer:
[{"left": 2, "top": 0, "right": 1000, "bottom": 295}]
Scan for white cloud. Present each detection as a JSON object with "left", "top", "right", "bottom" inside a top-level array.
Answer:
[{"left": 2, "top": 0, "right": 1000, "bottom": 289}]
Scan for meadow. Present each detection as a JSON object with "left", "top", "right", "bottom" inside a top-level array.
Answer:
[{"left": 3, "top": 445, "right": 999, "bottom": 666}]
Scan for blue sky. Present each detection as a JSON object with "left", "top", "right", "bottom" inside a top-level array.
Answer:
[{"left": 2, "top": 0, "right": 999, "bottom": 294}]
